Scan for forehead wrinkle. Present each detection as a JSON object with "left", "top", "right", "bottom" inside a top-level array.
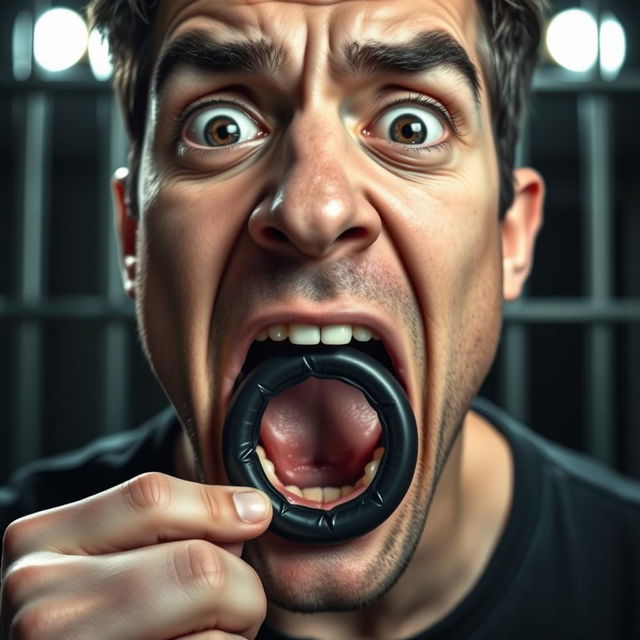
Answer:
[{"left": 149, "top": 0, "right": 489, "bottom": 125}]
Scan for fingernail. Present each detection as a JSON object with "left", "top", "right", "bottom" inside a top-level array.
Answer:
[{"left": 233, "top": 490, "right": 270, "bottom": 523}]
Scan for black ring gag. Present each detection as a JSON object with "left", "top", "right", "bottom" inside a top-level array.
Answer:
[{"left": 222, "top": 346, "right": 418, "bottom": 544}]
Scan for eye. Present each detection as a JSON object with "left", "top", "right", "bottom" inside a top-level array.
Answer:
[
  {"left": 183, "top": 104, "right": 263, "bottom": 148},
  {"left": 370, "top": 105, "right": 446, "bottom": 147}
]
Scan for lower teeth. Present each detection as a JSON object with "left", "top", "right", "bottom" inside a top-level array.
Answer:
[{"left": 256, "top": 445, "right": 384, "bottom": 503}]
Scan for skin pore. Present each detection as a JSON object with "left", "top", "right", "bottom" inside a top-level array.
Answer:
[{"left": 115, "top": 0, "right": 543, "bottom": 637}]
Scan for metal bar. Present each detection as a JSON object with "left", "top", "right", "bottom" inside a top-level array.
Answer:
[
  {"left": 106, "top": 99, "right": 129, "bottom": 299},
  {"left": 587, "top": 323, "right": 615, "bottom": 461},
  {"left": 627, "top": 324, "right": 640, "bottom": 477},
  {"left": 12, "top": 11, "right": 33, "bottom": 81},
  {"left": 3, "top": 297, "right": 640, "bottom": 322},
  {"left": 505, "top": 300, "right": 640, "bottom": 323},
  {"left": 98, "top": 95, "right": 130, "bottom": 434},
  {"left": 500, "top": 122, "right": 531, "bottom": 422},
  {"left": 8, "top": 297, "right": 640, "bottom": 322},
  {"left": 579, "top": 1, "right": 616, "bottom": 467},
  {"left": 2, "top": 72, "right": 640, "bottom": 97},
  {"left": 0, "top": 81, "right": 115, "bottom": 94},
  {"left": 500, "top": 322, "right": 529, "bottom": 424},
  {"left": 622, "top": 178, "right": 640, "bottom": 476},
  {"left": 580, "top": 93, "right": 614, "bottom": 465},
  {"left": 533, "top": 73, "right": 640, "bottom": 94},
  {"left": 11, "top": 91, "right": 50, "bottom": 469},
  {"left": 0, "top": 298, "right": 134, "bottom": 319},
  {"left": 584, "top": 100, "right": 612, "bottom": 301}
]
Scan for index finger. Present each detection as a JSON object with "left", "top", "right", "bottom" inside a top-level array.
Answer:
[{"left": 8, "top": 473, "right": 272, "bottom": 557}]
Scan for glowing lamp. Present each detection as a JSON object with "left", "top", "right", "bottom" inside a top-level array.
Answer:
[
  {"left": 88, "top": 28, "right": 113, "bottom": 81},
  {"left": 546, "top": 9, "right": 598, "bottom": 73},
  {"left": 34, "top": 8, "right": 88, "bottom": 73}
]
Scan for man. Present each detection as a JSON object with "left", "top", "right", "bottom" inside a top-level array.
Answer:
[{"left": 2, "top": 0, "right": 639, "bottom": 638}]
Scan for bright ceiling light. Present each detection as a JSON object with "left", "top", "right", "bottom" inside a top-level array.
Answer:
[
  {"left": 546, "top": 8, "right": 598, "bottom": 73},
  {"left": 600, "top": 13, "right": 626, "bottom": 80},
  {"left": 33, "top": 8, "right": 88, "bottom": 73},
  {"left": 88, "top": 28, "right": 113, "bottom": 81}
]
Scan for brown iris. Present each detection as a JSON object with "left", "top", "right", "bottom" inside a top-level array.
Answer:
[
  {"left": 389, "top": 114, "right": 427, "bottom": 144},
  {"left": 204, "top": 116, "right": 241, "bottom": 147}
]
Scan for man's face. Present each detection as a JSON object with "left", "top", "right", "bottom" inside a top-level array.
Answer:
[{"left": 133, "top": 0, "right": 504, "bottom": 610}]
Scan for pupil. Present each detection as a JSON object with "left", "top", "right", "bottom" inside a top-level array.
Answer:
[
  {"left": 206, "top": 117, "right": 240, "bottom": 146},
  {"left": 391, "top": 115, "right": 426, "bottom": 144}
]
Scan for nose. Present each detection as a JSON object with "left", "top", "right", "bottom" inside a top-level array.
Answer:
[{"left": 248, "top": 117, "right": 381, "bottom": 260}]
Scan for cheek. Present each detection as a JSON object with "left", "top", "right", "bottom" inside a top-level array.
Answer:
[
  {"left": 419, "top": 181, "right": 503, "bottom": 367},
  {"left": 370, "top": 168, "right": 501, "bottom": 319},
  {"left": 135, "top": 179, "right": 256, "bottom": 406},
  {"left": 366, "top": 160, "right": 502, "bottom": 407},
  {"left": 420, "top": 177, "right": 503, "bottom": 403}
]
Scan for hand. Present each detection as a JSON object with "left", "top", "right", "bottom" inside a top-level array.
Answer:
[{"left": 1, "top": 473, "right": 272, "bottom": 640}]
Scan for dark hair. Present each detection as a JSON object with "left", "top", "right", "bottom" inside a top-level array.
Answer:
[
  {"left": 87, "top": 0, "right": 547, "bottom": 217},
  {"left": 476, "top": 0, "right": 548, "bottom": 214}
]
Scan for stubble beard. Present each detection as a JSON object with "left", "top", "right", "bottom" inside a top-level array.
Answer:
[
  {"left": 202, "top": 256, "right": 490, "bottom": 612},
  {"left": 203, "top": 257, "right": 435, "bottom": 612},
  {"left": 242, "top": 466, "right": 433, "bottom": 613}
]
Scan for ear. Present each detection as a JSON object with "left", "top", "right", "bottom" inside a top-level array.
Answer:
[
  {"left": 112, "top": 167, "right": 138, "bottom": 300},
  {"left": 502, "top": 167, "right": 544, "bottom": 301}
]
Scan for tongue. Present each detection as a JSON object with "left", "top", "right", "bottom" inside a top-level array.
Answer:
[{"left": 260, "top": 377, "right": 382, "bottom": 487}]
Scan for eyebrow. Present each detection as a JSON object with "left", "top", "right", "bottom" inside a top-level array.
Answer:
[
  {"left": 153, "top": 31, "right": 288, "bottom": 97},
  {"left": 153, "top": 29, "right": 480, "bottom": 105},
  {"left": 340, "top": 31, "right": 481, "bottom": 104}
]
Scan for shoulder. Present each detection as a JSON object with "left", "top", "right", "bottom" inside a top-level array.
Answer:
[
  {"left": 1, "top": 408, "right": 180, "bottom": 531},
  {"left": 473, "top": 397, "right": 640, "bottom": 519}
]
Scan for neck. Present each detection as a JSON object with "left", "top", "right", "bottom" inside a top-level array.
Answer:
[{"left": 266, "top": 409, "right": 513, "bottom": 640}]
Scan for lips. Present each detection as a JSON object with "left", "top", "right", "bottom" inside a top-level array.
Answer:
[{"left": 227, "top": 319, "right": 406, "bottom": 510}]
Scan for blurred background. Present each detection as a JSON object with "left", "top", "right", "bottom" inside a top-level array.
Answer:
[{"left": 0, "top": 0, "right": 639, "bottom": 484}]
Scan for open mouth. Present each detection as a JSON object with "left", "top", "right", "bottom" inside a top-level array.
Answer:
[{"left": 236, "top": 323, "right": 399, "bottom": 510}]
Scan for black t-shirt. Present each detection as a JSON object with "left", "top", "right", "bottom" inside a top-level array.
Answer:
[
  {"left": 0, "top": 409, "right": 179, "bottom": 527},
  {"left": 2, "top": 399, "right": 640, "bottom": 639}
]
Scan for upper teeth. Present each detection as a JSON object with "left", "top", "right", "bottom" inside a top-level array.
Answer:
[{"left": 256, "top": 324, "right": 380, "bottom": 345}]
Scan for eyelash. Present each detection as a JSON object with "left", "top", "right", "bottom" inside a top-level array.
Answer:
[
  {"left": 173, "top": 96, "right": 258, "bottom": 150},
  {"left": 375, "top": 93, "right": 462, "bottom": 136},
  {"left": 174, "top": 93, "right": 461, "bottom": 154}
]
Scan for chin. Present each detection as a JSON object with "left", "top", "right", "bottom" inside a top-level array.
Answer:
[{"left": 243, "top": 485, "right": 429, "bottom": 613}]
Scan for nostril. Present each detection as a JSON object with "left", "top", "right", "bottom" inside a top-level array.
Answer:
[
  {"left": 263, "top": 227, "right": 289, "bottom": 243},
  {"left": 338, "top": 227, "right": 369, "bottom": 241}
]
